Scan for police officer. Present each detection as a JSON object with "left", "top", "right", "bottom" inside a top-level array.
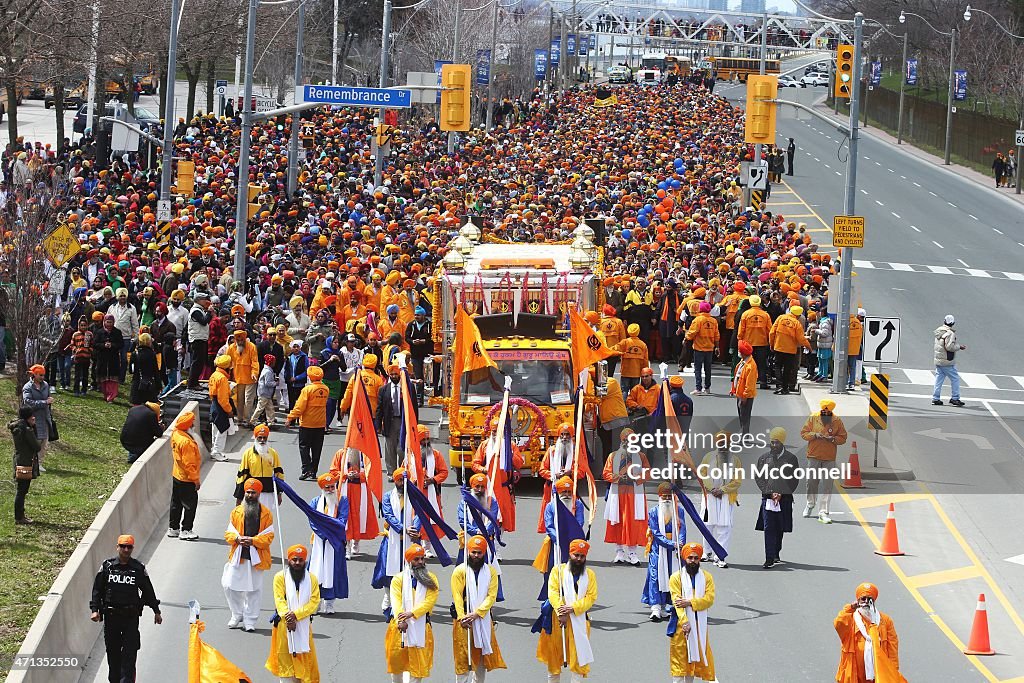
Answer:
[{"left": 90, "top": 534, "right": 162, "bottom": 683}]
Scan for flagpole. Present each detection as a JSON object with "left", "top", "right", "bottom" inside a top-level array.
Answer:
[{"left": 271, "top": 476, "right": 296, "bottom": 654}]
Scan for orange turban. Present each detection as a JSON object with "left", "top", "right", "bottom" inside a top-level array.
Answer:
[
  {"left": 404, "top": 544, "right": 426, "bottom": 561},
  {"left": 175, "top": 411, "right": 195, "bottom": 430},
  {"left": 244, "top": 478, "right": 263, "bottom": 493},
  {"left": 681, "top": 542, "right": 704, "bottom": 558},
  {"left": 469, "top": 473, "right": 488, "bottom": 487},
  {"left": 393, "top": 467, "right": 406, "bottom": 481},
  {"left": 307, "top": 366, "right": 324, "bottom": 381},
  {"left": 287, "top": 544, "right": 307, "bottom": 560},
  {"left": 466, "top": 535, "right": 488, "bottom": 553},
  {"left": 856, "top": 583, "right": 879, "bottom": 600},
  {"left": 253, "top": 424, "right": 270, "bottom": 438},
  {"left": 29, "top": 364, "right": 45, "bottom": 375},
  {"left": 317, "top": 472, "right": 340, "bottom": 488},
  {"left": 568, "top": 539, "right": 591, "bottom": 556},
  {"left": 117, "top": 534, "right": 135, "bottom": 546}
]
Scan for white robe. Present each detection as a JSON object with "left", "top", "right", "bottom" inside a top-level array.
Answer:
[
  {"left": 561, "top": 565, "right": 594, "bottom": 667},
  {"left": 308, "top": 495, "right": 338, "bottom": 589},
  {"left": 604, "top": 450, "right": 646, "bottom": 524}
]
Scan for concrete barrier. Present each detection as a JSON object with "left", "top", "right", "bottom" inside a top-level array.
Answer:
[{"left": 6, "top": 402, "right": 209, "bottom": 683}]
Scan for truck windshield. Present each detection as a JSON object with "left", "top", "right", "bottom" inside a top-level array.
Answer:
[{"left": 461, "top": 349, "right": 574, "bottom": 407}]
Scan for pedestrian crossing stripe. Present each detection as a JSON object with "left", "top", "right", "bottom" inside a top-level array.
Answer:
[
  {"left": 853, "top": 259, "right": 1024, "bottom": 282},
  {"left": 868, "top": 373, "right": 888, "bottom": 430}
]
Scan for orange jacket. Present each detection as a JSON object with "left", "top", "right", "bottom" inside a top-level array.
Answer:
[
  {"left": 225, "top": 504, "right": 275, "bottom": 570},
  {"left": 723, "top": 292, "right": 748, "bottom": 330},
  {"left": 685, "top": 313, "right": 721, "bottom": 352},
  {"left": 730, "top": 357, "right": 758, "bottom": 399},
  {"left": 613, "top": 337, "right": 650, "bottom": 378},
  {"left": 339, "top": 368, "right": 383, "bottom": 415},
  {"left": 738, "top": 307, "right": 771, "bottom": 347},
  {"left": 849, "top": 317, "right": 863, "bottom": 354},
  {"left": 288, "top": 380, "right": 330, "bottom": 428},
  {"left": 769, "top": 313, "right": 811, "bottom": 354},
  {"left": 626, "top": 382, "right": 660, "bottom": 413},
  {"left": 336, "top": 302, "right": 367, "bottom": 332},
  {"left": 227, "top": 340, "right": 260, "bottom": 384},
  {"left": 598, "top": 316, "right": 626, "bottom": 348},
  {"left": 800, "top": 414, "right": 848, "bottom": 461},
  {"left": 208, "top": 368, "right": 233, "bottom": 414},
  {"left": 378, "top": 317, "right": 408, "bottom": 348},
  {"left": 586, "top": 376, "right": 628, "bottom": 426},
  {"left": 171, "top": 427, "right": 201, "bottom": 485}
]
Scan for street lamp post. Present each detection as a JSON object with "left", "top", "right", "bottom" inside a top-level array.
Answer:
[
  {"left": 159, "top": 0, "right": 181, "bottom": 204},
  {"left": 897, "top": 28, "right": 908, "bottom": 144},
  {"left": 484, "top": 0, "right": 499, "bottom": 129},
  {"left": 373, "top": 0, "right": 392, "bottom": 188},
  {"left": 286, "top": 0, "right": 305, "bottom": 196},
  {"left": 233, "top": 0, "right": 259, "bottom": 284},
  {"left": 899, "top": 10, "right": 956, "bottom": 165}
]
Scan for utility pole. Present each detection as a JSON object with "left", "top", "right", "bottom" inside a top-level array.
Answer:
[
  {"left": 484, "top": 0, "right": 499, "bottom": 129},
  {"left": 287, "top": 0, "right": 305, "bottom": 196},
  {"left": 373, "top": 0, "right": 392, "bottom": 188},
  {"left": 560, "top": 15, "right": 567, "bottom": 91},
  {"left": 943, "top": 28, "right": 957, "bottom": 165},
  {"left": 897, "top": 29, "right": 907, "bottom": 144},
  {"left": 447, "top": 0, "right": 465, "bottom": 153},
  {"left": 332, "top": 0, "right": 339, "bottom": 84},
  {"left": 831, "top": 12, "right": 864, "bottom": 395},
  {"left": 745, "top": 12, "right": 768, "bottom": 211},
  {"left": 160, "top": 0, "right": 181, "bottom": 202},
  {"left": 232, "top": 0, "right": 259, "bottom": 285},
  {"left": 85, "top": 0, "right": 100, "bottom": 138},
  {"left": 547, "top": 7, "right": 554, "bottom": 93}
]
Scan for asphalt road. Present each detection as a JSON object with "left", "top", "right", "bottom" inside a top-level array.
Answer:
[{"left": 79, "top": 393, "right": 984, "bottom": 682}]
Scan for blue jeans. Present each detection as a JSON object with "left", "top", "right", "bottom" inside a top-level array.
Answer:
[
  {"left": 693, "top": 350, "right": 713, "bottom": 391},
  {"left": 847, "top": 354, "right": 861, "bottom": 387},
  {"left": 933, "top": 364, "right": 961, "bottom": 401},
  {"left": 817, "top": 348, "right": 832, "bottom": 378}
]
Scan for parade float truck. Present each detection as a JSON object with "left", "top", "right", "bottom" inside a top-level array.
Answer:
[{"left": 432, "top": 226, "right": 605, "bottom": 477}]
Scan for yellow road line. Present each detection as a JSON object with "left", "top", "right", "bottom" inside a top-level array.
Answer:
[
  {"left": 780, "top": 213, "right": 817, "bottom": 218},
  {"left": 762, "top": 201, "right": 805, "bottom": 206},
  {"left": 841, "top": 481, "right": 1024, "bottom": 682},
  {"left": 778, "top": 178, "right": 834, "bottom": 232},
  {"left": 906, "top": 566, "right": 982, "bottom": 590},
  {"left": 847, "top": 492, "right": 930, "bottom": 509}
]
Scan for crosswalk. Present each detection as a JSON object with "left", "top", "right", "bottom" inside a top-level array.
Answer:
[
  {"left": 863, "top": 366, "right": 1024, "bottom": 392},
  {"left": 854, "top": 259, "right": 1024, "bottom": 282}
]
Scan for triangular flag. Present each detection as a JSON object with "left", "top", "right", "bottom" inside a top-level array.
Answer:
[
  {"left": 188, "top": 620, "right": 252, "bottom": 683},
  {"left": 568, "top": 306, "right": 618, "bottom": 374},
  {"left": 342, "top": 372, "right": 383, "bottom": 502},
  {"left": 399, "top": 367, "right": 423, "bottom": 489},
  {"left": 450, "top": 307, "right": 497, "bottom": 433}
]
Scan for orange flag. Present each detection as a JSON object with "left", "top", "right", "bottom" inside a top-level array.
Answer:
[
  {"left": 572, "top": 381, "right": 598, "bottom": 526},
  {"left": 400, "top": 366, "right": 423, "bottom": 489},
  {"left": 188, "top": 620, "right": 251, "bottom": 683},
  {"left": 662, "top": 380, "right": 705, "bottom": 496},
  {"left": 450, "top": 307, "right": 497, "bottom": 432},
  {"left": 568, "top": 306, "right": 618, "bottom": 374},
  {"left": 342, "top": 372, "right": 383, "bottom": 502}
]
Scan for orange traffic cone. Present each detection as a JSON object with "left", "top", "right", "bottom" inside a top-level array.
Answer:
[
  {"left": 874, "top": 503, "right": 904, "bottom": 556},
  {"left": 964, "top": 594, "right": 996, "bottom": 655},
  {"left": 843, "top": 441, "right": 865, "bottom": 489}
]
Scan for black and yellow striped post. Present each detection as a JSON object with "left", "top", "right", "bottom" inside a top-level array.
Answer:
[
  {"left": 751, "top": 189, "right": 765, "bottom": 210},
  {"left": 868, "top": 373, "right": 889, "bottom": 467}
]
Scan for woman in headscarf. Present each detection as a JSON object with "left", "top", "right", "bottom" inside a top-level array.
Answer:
[
  {"left": 93, "top": 314, "right": 124, "bottom": 402},
  {"left": 129, "top": 332, "right": 161, "bottom": 405},
  {"left": 318, "top": 335, "right": 346, "bottom": 432}
]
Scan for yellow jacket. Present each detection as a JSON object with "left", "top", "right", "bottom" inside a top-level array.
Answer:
[
  {"left": 737, "top": 307, "right": 771, "bottom": 347},
  {"left": 598, "top": 316, "right": 626, "bottom": 348},
  {"left": 769, "top": 313, "right": 810, "bottom": 354},
  {"left": 548, "top": 564, "right": 597, "bottom": 615},
  {"left": 208, "top": 368, "right": 233, "bottom": 414},
  {"left": 225, "top": 504, "right": 275, "bottom": 570},
  {"left": 586, "top": 376, "right": 628, "bottom": 426},
  {"left": 685, "top": 313, "right": 720, "bottom": 352},
  {"left": 849, "top": 317, "right": 863, "bottom": 354},
  {"left": 288, "top": 380, "right": 330, "bottom": 428},
  {"left": 699, "top": 452, "right": 742, "bottom": 505},
  {"left": 227, "top": 340, "right": 260, "bottom": 384},
  {"left": 272, "top": 570, "right": 320, "bottom": 620},
  {"left": 339, "top": 369, "right": 383, "bottom": 415},
  {"left": 613, "top": 337, "right": 649, "bottom": 378},
  {"left": 723, "top": 292, "right": 748, "bottom": 330},
  {"left": 451, "top": 564, "right": 499, "bottom": 618},
  {"left": 626, "top": 382, "right": 661, "bottom": 413},
  {"left": 669, "top": 569, "right": 715, "bottom": 625},
  {"left": 171, "top": 428, "right": 201, "bottom": 485},
  {"left": 389, "top": 570, "right": 440, "bottom": 619}
]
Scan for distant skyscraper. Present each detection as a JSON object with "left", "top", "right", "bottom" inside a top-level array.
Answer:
[
  {"left": 741, "top": 0, "right": 766, "bottom": 12},
  {"left": 708, "top": 0, "right": 727, "bottom": 9}
]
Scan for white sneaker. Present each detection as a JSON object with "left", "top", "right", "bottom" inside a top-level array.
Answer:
[
  {"left": 211, "top": 454, "right": 228, "bottom": 462},
  {"left": 702, "top": 551, "right": 713, "bottom": 562},
  {"left": 352, "top": 541, "right": 360, "bottom": 554},
  {"left": 227, "top": 617, "right": 241, "bottom": 629},
  {"left": 243, "top": 625, "right": 255, "bottom": 632},
  {"left": 803, "top": 503, "right": 815, "bottom": 518},
  {"left": 715, "top": 559, "right": 728, "bottom": 568},
  {"left": 627, "top": 551, "right": 641, "bottom": 565},
  {"left": 649, "top": 608, "right": 662, "bottom": 622},
  {"left": 167, "top": 528, "right": 179, "bottom": 538},
  {"left": 324, "top": 599, "right": 335, "bottom": 615},
  {"left": 819, "top": 511, "right": 833, "bottom": 524},
  {"left": 179, "top": 530, "right": 198, "bottom": 540},
  {"left": 345, "top": 548, "right": 352, "bottom": 560},
  {"left": 613, "top": 549, "right": 626, "bottom": 564}
]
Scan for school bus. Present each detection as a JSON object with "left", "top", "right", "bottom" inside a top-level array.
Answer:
[{"left": 707, "top": 56, "right": 781, "bottom": 82}]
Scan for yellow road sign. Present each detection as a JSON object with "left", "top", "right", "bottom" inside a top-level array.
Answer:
[
  {"left": 751, "top": 189, "right": 765, "bottom": 210},
  {"left": 833, "top": 215, "right": 865, "bottom": 248},
  {"left": 868, "top": 373, "right": 889, "bottom": 430},
  {"left": 42, "top": 223, "right": 81, "bottom": 268}
]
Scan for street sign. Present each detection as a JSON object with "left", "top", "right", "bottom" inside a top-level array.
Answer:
[
  {"left": 1016, "top": 129, "right": 1024, "bottom": 146},
  {"left": 868, "top": 373, "right": 889, "bottom": 431},
  {"left": 157, "top": 199, "right": 172, "bottom": 222},
  {"left": 42, "top": 223, "right": 81, "bottom": 268},
  {"left": 863, "top": 316, "right": 900, "bottom": 364},
  {"left": 832, "top": 215, "right": 865, "bottom": 248},
  {"left": 296, "top": 84, "right": 412, "bottom": 109},
  {"left": 215, "top": 79, "right": 228, "bottom": 95},
  {"left": 746, "top": 161, "right": 768, "bottom": 190}
]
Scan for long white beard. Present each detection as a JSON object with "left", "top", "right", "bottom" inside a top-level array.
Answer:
[
  {"left": 486, "top": 434, "right": 500, "bottom": 456},
  {"left": 255, "top": 441, "right": 271, "bottom": 460},
  {"left": 323, "top": 492, "right": 339, "bottom": 511},
  {"left": 859, "top": 604, "right": 880, "bottom": 624},
  {"left": 659, "top": 500, "right": 672, "bottom": 516},
  {"left": 555, "top": 440, "right": 573, "bottom": 464}
]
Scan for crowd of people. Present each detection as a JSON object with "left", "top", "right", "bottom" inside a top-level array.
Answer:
[{"left": 4, "top": 77, "right": 903, "bottom": 682}]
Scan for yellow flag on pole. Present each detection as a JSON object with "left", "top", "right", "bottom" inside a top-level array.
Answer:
[
  {"left": 568, "top": 306, "right": 618, "bottom": 374},
  {"left": 188, "top": 620, "right": 252, "bottom": 683}
]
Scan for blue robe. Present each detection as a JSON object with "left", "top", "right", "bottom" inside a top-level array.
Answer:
[
  {"left": 455, "top": 497, "right": 505, "bottom": 602},
  {"left": 371, "top": 489, "right": 422, "bottom": 589},
  {"left": 538, "top": 498, "right": 586, "bottom": 600},
  {"left": 642, "top": 504, "right": 686, "bottom": 608},
  {"left": 309, "top": 494, "right": 350, "bottom": 600}
]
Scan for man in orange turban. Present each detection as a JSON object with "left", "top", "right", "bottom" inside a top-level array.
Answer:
[
  {"left": 233, "top": 423, "right": 284, "bottom": 508},
  {"left": 451, "top": 535, "right": 506, "bottom": 682},
  {"left": 413, "top": 423, "right": 449, "bottom": 558},
  {"left": 457, "top": 473, "right": 500, "bottom": 563},
  {"left": 266, "top": 544, "right": 320, "bottom": 682},
  {"left": 668, "top": 542, "right": 716, "bottom": 682},
  {"left": 471, "top": 423, "right": 524, "bottom": 535},
  {"left": 538, "top": 535, "right": 598, "bottom": 680},
  {"left": 286, "top": 363, "right": 330, "bottom": 480},
  {"left": 834, "top": 583, "right": 905, "bottom": 683},
  {"left": 373, "top": 468, "right": 423, "bottom": 612},
  {"left": 329, "top": 447, "right": 380, "bottom": 558},
  {"left": 385, "top": 543, "right": 439, "bottom": 682},
  {"left": 308, "top": 472, "right": 348, "bottom": 614},
  {"left": 223, "top": 478, "right": 275, "bottom": 631}
]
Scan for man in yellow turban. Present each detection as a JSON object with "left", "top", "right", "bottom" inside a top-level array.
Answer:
[
  {"left": 208, "top": 354, "right": 234, "bottom": 461},
  {"left": 754, "top": 427, "right": 799, "bottom": 569},
  {"left": 668, "top": 542, "right": 716, "bottom": 682},
  {"left": 266, "top": 544, "right": 320, "bottom": 682},
  {"left": 451, "top": 535, "right": 506, "bottom": 682},
  {"left": 800, "top": 398, "right": 848, "bottom": 524},
  {"left": 834, "top": 583, "right": 906, "bottom": 683}
]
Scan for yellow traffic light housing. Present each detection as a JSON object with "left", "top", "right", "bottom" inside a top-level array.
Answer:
[
  {"left": 176, "top": 160, "right": 195, "bottom": 197},
  {"left": 834, "top": 43, "right": 854, "bottom": 100},
  {"left": 440, "top": 64, "right": 471, "bottom": 132},
  {"left": 247, "top": 184, "right": 261, "bottom": 220},
  {"left": 743, "top": 75, "right": 778, "bottom": 145}
]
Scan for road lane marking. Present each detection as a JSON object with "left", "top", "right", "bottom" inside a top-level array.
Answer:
[
  {"left": 994, "top": 228, "right": 1004, "bottom": 234},
  {"left": 928, "top": 265, "right": 953, "bottom": 274},
  {"left": 934, "top": 241, "right": 944, "bottom": 248},
  {"left": 875, "top": 199, "right": 884, "bottom": 205},
  {"left": 1008, "top": 272, "right": 1024, "bottom": 281},
  {"left": 847, "top": 492, "right": 929, "bottom": 509},
  {"left": 835, "top": 170, "right": 841, "bottom": 175},
  {"left": 965, "top": 268, "right": 992, "bottom": 278},
  {"left": 901, "top": 175, "right": 907, "bottom": 179},
  {"left": 913, "top": 181, "right": 922, "bottom": 187},
  {"left": 891, "top": 212, "right": 901, "bottom": 218},
  {"left": 948, "top": 201, "right": 957, "bottom": 207},
  {"left": 890, "top": 263, "right": 914, "bottom": 271},
  {"left": 958, "top": 258, "right": 970, "bottom": 267},
  {"left": 972, "top": 214, "right": 980, "bottom": 220},
  {"left": 860, "top": 189, "right": 869, "bottom": 194},
  {"left": 1007, "top": 554, "right": 1024, "bottom": 566},
  {"left": 961, "top": 373, "right": 999, "bottom": 390},
  {"left": 911, "top": 225, "right": 921, "bottom": 232},
  {"left": 930, "top": 191, "right": 938, "bottom": 196},
  {"left": 906, "top": 566, "right": 983, "bottom": 590},
  {"left": 903, "top": 368, "right": 937, "bottom": 385}
]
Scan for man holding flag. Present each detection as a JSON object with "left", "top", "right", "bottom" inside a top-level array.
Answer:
[
  {"left": 471, "top": 421, "right": 524, "bottom": 534},
  {"left": 308, "top": 472, "right": 349, "bottom": 614},
  {"left": 266, "top": 545, "right": 320, "bottom": 683},
  {"left": 374, "top": 468, "right": 422, "bottom": 612},
  {"left": 537, "top": 424, "right": 585, "bottom": 533},
  {"left": 667, "top": 543, "right": 716, "bottom": 683},
  {"left": 643, "top": 483, "right": 686, "bottom": 622},
  {"left": 537, "top": 538, "right": 598, "bottom": 682},
  {"left": 459, "top": 473, "right": 499, "bottom": 548},
  {"left": 452, "top": 534, "right": 507, "bottom": 682},
  {"left": 222, "top": 478, "right": 275, "bottom": 632},
  {"left": 534, "top": 476, "right": 586, "bottom": 598},
  {"left": 385, "top": 544, "right": 439, "bottom": 683},
  {"left": 602, "top": 428, "right": 649, "bottom": 565},
  {"left": 414, "top": 423, "right": 449, "bottom": 558}
]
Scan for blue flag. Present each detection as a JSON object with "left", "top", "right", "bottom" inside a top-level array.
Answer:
[
  {"left": 671, "top": 484, "right": 727, "bottom": 560},
  {"left": 552, "top": 494, "right": 586, "bottom": 559},
  {"left": 405, "top": 479, "right": 458, "bottom": 566},
  {"left": 460, "top": 487, "right": 505, "bottom": 553},
  {"left": 273, "top": 476, "right": 347, "bottom": 551}
]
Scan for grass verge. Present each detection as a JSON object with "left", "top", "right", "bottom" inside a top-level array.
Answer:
[{"left": 0, "top": 378, "right": 131, "bottom": 666}]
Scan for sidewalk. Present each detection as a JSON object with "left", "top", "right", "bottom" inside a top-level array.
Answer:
[{"left": 812, "top": 96, "right": 1024, "bottom": 209}]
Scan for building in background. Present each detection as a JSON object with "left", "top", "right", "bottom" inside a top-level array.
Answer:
[{"left": 740, "top": 0, "right": 766, "bottom": 12}]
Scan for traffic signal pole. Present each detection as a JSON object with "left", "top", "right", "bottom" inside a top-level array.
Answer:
[
  {"left": 745, "top": 12, "right": 768, "bottom": 210},
  {"left": 373, "top": 0, "right": 393, "bottom": 189},
  {"left": 233, "top": 0, "right": 259, "bottom": 285},
  {"left": 286, "top": 0, "right": 305, "bottom": 197}
]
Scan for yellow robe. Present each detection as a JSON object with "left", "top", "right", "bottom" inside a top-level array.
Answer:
[
  {"left": 265, "top": 571, "right": 321, "bottom": 683},
  {"left": 451, "top": 564, "right": 507, "bottom": 674},
  {"left": 536, "top": 564, "right": 598, "bottom": 676},
  {"left": 668, "top": 570, "right": 715, "bottom": 680},
  {"left": 385, "top": 570, "right": 439, "bottom": 678}
]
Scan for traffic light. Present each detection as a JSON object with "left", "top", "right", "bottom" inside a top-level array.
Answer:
[
  {"left": 834, "top": 43, "right": 854, "bottom": 99},
  {"left": 301, "top": 123, "right": 314, "bottom": 150},
  {"left": 376, "top": 123, "right": 394, "bottom": 148},
  {"left": 246, "top": 184, "right": 261, "bottom": 220},
  {"left": 176, "top": 160, "right": 194, "bottom": 197},
  {"left": 440, "top": 64, "right": 471, "bottom": 132},
  {"left": 743, "top": 75, "right": 778, "bottom": 145}
]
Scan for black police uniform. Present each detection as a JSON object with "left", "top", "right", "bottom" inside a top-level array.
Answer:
[{"left": 90, "top": 556, "right": 161, "bottom": 683}]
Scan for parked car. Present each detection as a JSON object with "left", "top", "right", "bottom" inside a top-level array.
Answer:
[
  {"left": 778, "top": 75, "right": 805, "bottom": 88},
  {"left": 73, "top": 102, "right": 160, "bottom": 134},
  {"left": 801, "top": 73, "right": 829, "bottom": 87},
  {"left": 45, "top": 84, "right": 85, "bottom": 109},
  {"left": 607, "top": 66, "right": 632, "bottom": 84}
]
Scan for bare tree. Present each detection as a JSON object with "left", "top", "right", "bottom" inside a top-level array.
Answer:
[{"left": 0, "top": 0, "right": 47, "bottom": 143}]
